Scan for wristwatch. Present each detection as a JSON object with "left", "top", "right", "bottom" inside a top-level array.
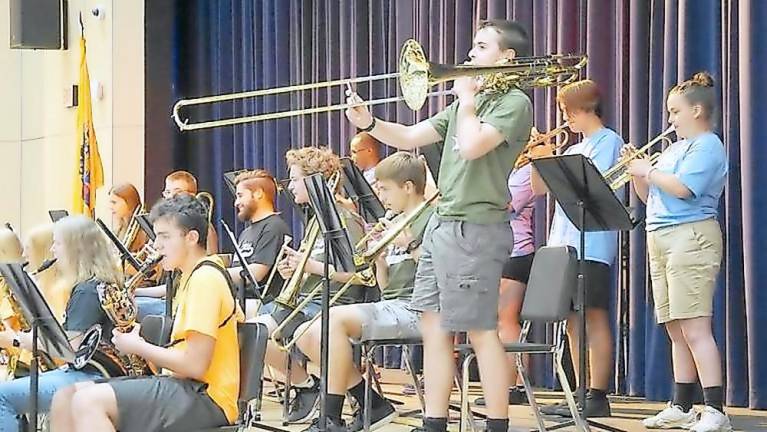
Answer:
[
  {"left": 12, "top": 337, "right": 20, "bottom": 348},
  {"left": 405, "top": 239, "right": 421, "bottom": 254}
]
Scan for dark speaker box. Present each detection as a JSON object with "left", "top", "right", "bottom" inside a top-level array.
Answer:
[{"left": 9, "top": 0, "right": 68, "bottom": 50}]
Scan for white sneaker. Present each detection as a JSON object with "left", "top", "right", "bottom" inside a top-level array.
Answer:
[
  {"left": 690, "top": 406, "right": 733, "bottom": 432},
  {"left": 642, "top": 402, "right": 697, "bottom": 429}
]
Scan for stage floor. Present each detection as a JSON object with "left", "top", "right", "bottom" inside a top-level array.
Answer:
[{"left": 251, "top": 370, "right": 767, "bottom": 432}]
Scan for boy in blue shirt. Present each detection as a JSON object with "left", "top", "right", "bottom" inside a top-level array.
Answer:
[{"left": 531, "top": 79, "right": 623, "bottom": 418}]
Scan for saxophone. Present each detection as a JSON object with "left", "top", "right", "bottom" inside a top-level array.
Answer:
[
  {"left": 0, "top": 261, "right": 57, "bottom": 379},
  {"left": 74, "top": 247, "right": 163, "bottom": 377}
]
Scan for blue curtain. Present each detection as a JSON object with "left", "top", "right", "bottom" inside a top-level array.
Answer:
[{"left": 162, "top": 0, "right": 767, "bottom": 409}]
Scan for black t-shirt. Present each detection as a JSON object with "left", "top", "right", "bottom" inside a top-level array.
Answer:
[
  {"left": 63, "top": 278, "right": 114, "bottom": 334},
  {"left": 232, "top": 214, "right": 292, "bottom": 299}
]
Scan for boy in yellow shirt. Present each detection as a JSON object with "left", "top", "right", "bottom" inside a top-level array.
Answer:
[{"left": 49, "top": 194, "right": 240, "bottom": 432}]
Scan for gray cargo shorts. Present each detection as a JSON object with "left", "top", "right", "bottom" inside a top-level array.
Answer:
[
  {"left": 410, "top": 214, "right": 513, "bottom": 331},
  {"left": 353, "top": 299, "right": 421, "bottom": 343}
]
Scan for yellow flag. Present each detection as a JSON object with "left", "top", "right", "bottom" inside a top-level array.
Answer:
[{"left": 72, "top": 36, "right": 104, "bottom": 218}]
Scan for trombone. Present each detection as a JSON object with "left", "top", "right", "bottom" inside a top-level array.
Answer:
[
  {"left": 604, "top": 125, "right": 676, "bottom": 190},
  {"left": 172, "top": 39, "right": 587, "bottom": 131},
  {"left": 271, "top": 193, "right": 439, "bottom": 351}
]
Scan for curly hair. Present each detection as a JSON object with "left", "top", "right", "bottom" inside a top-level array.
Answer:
[
  {"left": 285, "top": 147, "right": 341, "bottom": 179},
  {"left": 149, "top": 194, "right": 209, "bottom": 248}
]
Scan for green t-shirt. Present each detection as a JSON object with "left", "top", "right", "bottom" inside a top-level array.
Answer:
[
  {"left": 381, "top": 204, "right": 435, "bottom": 301},
  {"left": 429, "top": 88, "right": 533, "bottom": 224},
  {"left": 300, "top": 206, "right": 366, "bottom": 305}
]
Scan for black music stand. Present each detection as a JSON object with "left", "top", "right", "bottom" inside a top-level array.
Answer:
[
  {"left": 532, "top": 154, "right": 637, "bottom": 432},
  {"left": 279, "top": 178, "right": 310, "bottom": 224},
  {"left": 303, "top": 173, "right": 357, "bottom": 432},
  {"left": 220, "top": 219, "right": 265, "bottom": 311},
  {"left": 47, "top": 210, "right": 69, "bottom": 223},
  {"left": 224, "top": 169, "right": 248, "bottom": 197},
  {"left": 340, "top": 158, "right": 385, "bottom": 223},
  {"left": 0, "top": 263, "right": 75, "bottom": 432},
  {"left": 95, "top": 218, "right": 142, "bottom": 272},
  {"left": 134, "top": 214, "right": 156, "bottom": 241}
]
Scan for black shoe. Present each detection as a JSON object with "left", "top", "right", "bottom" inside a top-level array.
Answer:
[
  {"left": 301, "top": 416, "right": 348, "bottom": 432},
  {"left": 549, "top": 393, "right": 611, "bottom": 418},
  {"left": 540, "top": 394, "right": 582, "bottom": 416},
  {"left": 348, "top": 401, "right": 397, "bottom": 432},
  {"left": 475, "top": 388, "right": 528, "bottom": 407},
  {"left": 287, "top": 382, "right": 321, "bottom": 423}
]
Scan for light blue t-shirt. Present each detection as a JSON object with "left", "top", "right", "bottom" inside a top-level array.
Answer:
[
  {"left": 547, "top": 127, "right": 624, "bottom": 265},
  {"left": 645, "top": 132, "right": 727, "bottom": 231}
]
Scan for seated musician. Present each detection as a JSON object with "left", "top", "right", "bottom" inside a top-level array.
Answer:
[
  {"left": 134, "top": 170, "right": 219, "bottom": 318},
  {"left": 227, "top": 169, "right": 292, "bottom": 319},
  {"left": 294, "top": 152, "right": 434, "bottom": 432},
  {"left": 163, "top": 170, "right": 219, "bottom": 254},
  {"left": 22, "top": 224, "right": 65, "bottom": 320},
  {"left": 108, "top": 182, "right": 148, "bottom": 253},
  {"left": 252, "top": 146, "right": 366, "bottom": 424},
  {"left": 0, "top": 216, "right": 120, "bottom": 430},
  {"left": 50, "top": 194, "right": 241, "bottom": 431}
]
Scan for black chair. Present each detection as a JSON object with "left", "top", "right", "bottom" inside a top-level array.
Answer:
[
  {"left": 196, "top": 321, "right": 271, "bottom": 432},
  {"left": 456, "top": 246, "right": 583, "bottom": 432}
]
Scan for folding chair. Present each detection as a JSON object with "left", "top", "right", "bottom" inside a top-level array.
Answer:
[
  {"left": 456, "top": 246, "right": 585, "bottom": 432},
  {"left": 196, "top": 321, "right": 272, "bottom": 432},
  {"left": 360, "top": 337, "right": 425, "bottom": 431}
]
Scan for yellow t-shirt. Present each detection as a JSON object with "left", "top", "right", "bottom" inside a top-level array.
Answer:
[{"left": 170, "top": 255, "right": 240, "bottom": 423}]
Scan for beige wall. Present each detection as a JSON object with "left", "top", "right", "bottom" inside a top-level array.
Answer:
[{"left": 0, "top": 0, "right": 144, "bottom": 238}]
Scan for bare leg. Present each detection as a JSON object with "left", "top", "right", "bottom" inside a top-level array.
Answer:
[
  {"left": 498, "top": 278, "right": 526, "bottom": 386},
  {"left": 420, "top": 311, "right": 456, "bottom": 418},
  {"left": 665, "top": 320, "right": 698, "bottom": 383},
  {"left": 71, "top": 383, "right": 119, "bottom": 432},
  {"left": 585, "top": 308, "right": 613, "bottom": 390},
  {"left": 468, "top": 329, "right": 510, "bottom": 419},
  {"left": 679, "top": 317, "right": 721, "bottom": 387}
]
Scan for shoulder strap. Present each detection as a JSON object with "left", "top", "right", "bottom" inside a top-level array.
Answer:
[{"left": 164, "top": 259, "right": 238, "bottom": 349}]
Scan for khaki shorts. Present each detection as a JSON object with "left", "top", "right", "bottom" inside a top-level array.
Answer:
[{"left": 647, "top": 218, "right": 723, "bottom": 324}]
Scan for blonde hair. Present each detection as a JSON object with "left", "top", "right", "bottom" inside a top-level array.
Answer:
[
  {"left": 24, "top": 224, "right": 67, "bottom": 320},
  {"left": 0, "top": 228, "right": 23, "bottom": 262},
  {"left": 285, "top": 147, "right": 341, "bottom": 179},
  {"left": 53, "top": 216, "right": 122, "bottom": 287}
]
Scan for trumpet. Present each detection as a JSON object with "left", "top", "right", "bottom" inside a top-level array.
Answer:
[
  {"left": 272, "top": 193, "right": 439, "bottom": 351},
  {"left": 354, "top": 210, "right": 397, "bottom": 250},
  {"left": 514, "top": 123, "right": 571, "bottom": 169},
  {"left": 603, "top": 125, "right": 676, "bottom": 190},
  {"left": 172, "top": 39, "right": 586, "bottom": 131}
]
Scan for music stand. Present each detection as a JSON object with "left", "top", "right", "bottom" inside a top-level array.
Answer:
[
  {"left": 0, "top": 263, "right": 75, "bottom": 432},
  {"left": 48, "top": 210, "right": 69, "bottom": 223},
  {"left": 340, "top": 158, "right": 385, "bottom": 223},
  {"left": 303, "top": 173, "right": 357, "bottom": 431},
  {"left": 278, "top": 179, "right": 310, "bottom": 225},
  {"left": 220, "top": 219, "right": 265, "bottom": 311},
  {"left": 532, "top": 154, "right": 637, "bottom": 432},
  {"left": 95, "top": 218, "right": 142, "bottom": 272},
  {"left": 134, "top": 214, "right": 156, "bottom": 241},
  {"left": 224, "top": 169, "right": 248, "bottom": 197}
]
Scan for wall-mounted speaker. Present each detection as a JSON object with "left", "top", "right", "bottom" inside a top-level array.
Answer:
[{"left": 9, "top": 0, "right": 68, "bottom": 50}]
